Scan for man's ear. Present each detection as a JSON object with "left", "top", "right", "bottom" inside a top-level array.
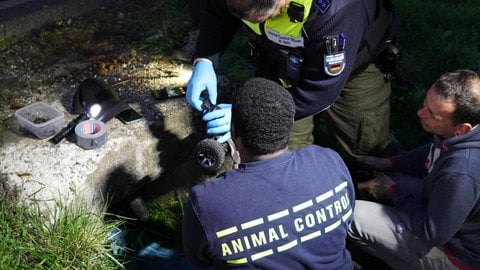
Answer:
[{"left": 455, "top": 123, "right": 473, "bottom": 136}]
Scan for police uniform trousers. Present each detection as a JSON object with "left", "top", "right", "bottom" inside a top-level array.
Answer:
[{"left": 288, "top": 63, "right": 394, "bottom": 158}]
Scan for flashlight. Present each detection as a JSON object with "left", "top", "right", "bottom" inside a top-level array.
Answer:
[{"left": 50, "top": 104, "right": 101, "bottom": 144}]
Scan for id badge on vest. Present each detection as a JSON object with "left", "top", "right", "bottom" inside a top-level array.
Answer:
[{"left": 323, "top": 33, "right": 346, "bottom": 76}]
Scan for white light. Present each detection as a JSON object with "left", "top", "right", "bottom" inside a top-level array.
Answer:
[
  {"left": 178, "top": 65, "right": 193, "bottom": 84},
  {"left": 89, "top": 104, "right": 101, "bottom": 118}
]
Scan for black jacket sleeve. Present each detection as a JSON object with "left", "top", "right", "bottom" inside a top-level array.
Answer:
[
  {"left": 292, "top": 0, "right": 375, "bottom": 118},
  {"left": 193, "top": 0, "right": 243, "bottom": 67}
]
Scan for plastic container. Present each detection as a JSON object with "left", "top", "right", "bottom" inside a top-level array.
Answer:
[{"left": 15, "top": 102, "right": 65, "bottom": 138}]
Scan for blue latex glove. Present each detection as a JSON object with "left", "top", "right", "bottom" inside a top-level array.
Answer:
[
  {"left": 203, "top": 103, "right": 232, "bottom": 143},
  {"left": 186, "top": 60, "right": 217, "bottom": 111}
]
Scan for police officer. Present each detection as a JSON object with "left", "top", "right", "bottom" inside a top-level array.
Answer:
[{"left": 186, "top": 0, "right": 401, "bottom": 161}]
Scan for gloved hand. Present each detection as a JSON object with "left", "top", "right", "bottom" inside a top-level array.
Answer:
[
  {"left": 186, "top": 59, "right": 217, "bottom": 111},
  {"left": 203, "top": 103, "right": 232, "bottom": 143}
]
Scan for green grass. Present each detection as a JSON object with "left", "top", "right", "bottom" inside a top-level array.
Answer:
[
  {"left": 390, "top": 0, "right": 480, "bottom": 148},
  {"left": 147, "top": 195, "right": 185, "bottom": 249},
  {"left": 0, "top": 198, "right": 124, "bottom": 269},
  {"left": 132, "top": 0, "right": 192, "bottom": 57}
]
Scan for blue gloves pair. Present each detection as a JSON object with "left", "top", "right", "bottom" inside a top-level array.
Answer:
[{"left": 187, "top": 60, "right": 231, "bottom": 143}]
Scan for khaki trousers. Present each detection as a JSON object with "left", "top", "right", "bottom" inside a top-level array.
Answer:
[{"left": 289, "top": 64, "right": 393, "bottom": 157}]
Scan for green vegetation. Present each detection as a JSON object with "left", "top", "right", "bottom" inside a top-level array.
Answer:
[
  {"left": 391, "top": 0, "right": 480, "bottom": 149},
  {"left": 0, "top": 198, "right": 123, "bottom": 269},
  {"left": 147, "top": 195, "right": 185, "bottom": 249},
  {"left": 132, "top": 0, "right": 192, "bottom": 56},
  {"left": 0, "top": 0, "right": 478, "bottom": 268},
  {"left": 0, "top": 39, "right": 9, "bottom": 52}
]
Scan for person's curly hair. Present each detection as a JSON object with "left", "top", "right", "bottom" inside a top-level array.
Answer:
[{"left": 232, "top": 78, "right": 295, "bottom": 155}]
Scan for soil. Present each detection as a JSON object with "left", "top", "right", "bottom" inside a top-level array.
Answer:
[{"left": 0, "top": 0, "right": 192, "bottom": 138}]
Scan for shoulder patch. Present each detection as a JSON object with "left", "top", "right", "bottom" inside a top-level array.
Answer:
[
  {"left": 323, "top": 33, "right": 346, "bottom": 76},
  {"left": 315, "top": 0, "right": 331, "bottom": 14}
]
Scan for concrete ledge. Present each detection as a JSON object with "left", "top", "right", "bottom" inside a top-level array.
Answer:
[{"left": 0, "top": 98, "right": 203, "bottom": 212}]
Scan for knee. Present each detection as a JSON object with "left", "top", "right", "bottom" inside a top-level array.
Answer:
[
  {"left": 347, "top": 217, "right": 361, "bottom": 243},
  {"left": 347, "top": 200, "right": 370, "bottom": 241}
]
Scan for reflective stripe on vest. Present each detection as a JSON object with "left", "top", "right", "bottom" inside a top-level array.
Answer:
[{"left": 242, "top": 0, "right": 314, "bottom": 48}]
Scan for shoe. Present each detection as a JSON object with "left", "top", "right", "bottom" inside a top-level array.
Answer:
[{"left": 173, "top": 30, "right": 199, "bottom": 62}]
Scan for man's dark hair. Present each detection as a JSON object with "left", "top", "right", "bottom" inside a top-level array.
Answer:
[
  {"left": 226, "top": 0, "right": 277, "bottom": 20},
  {"left": 434, "top": 69, "right": 480, "bottom": 126},
  {"left": 232, "top": 78, "right": 295, "bottom": 155}
]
